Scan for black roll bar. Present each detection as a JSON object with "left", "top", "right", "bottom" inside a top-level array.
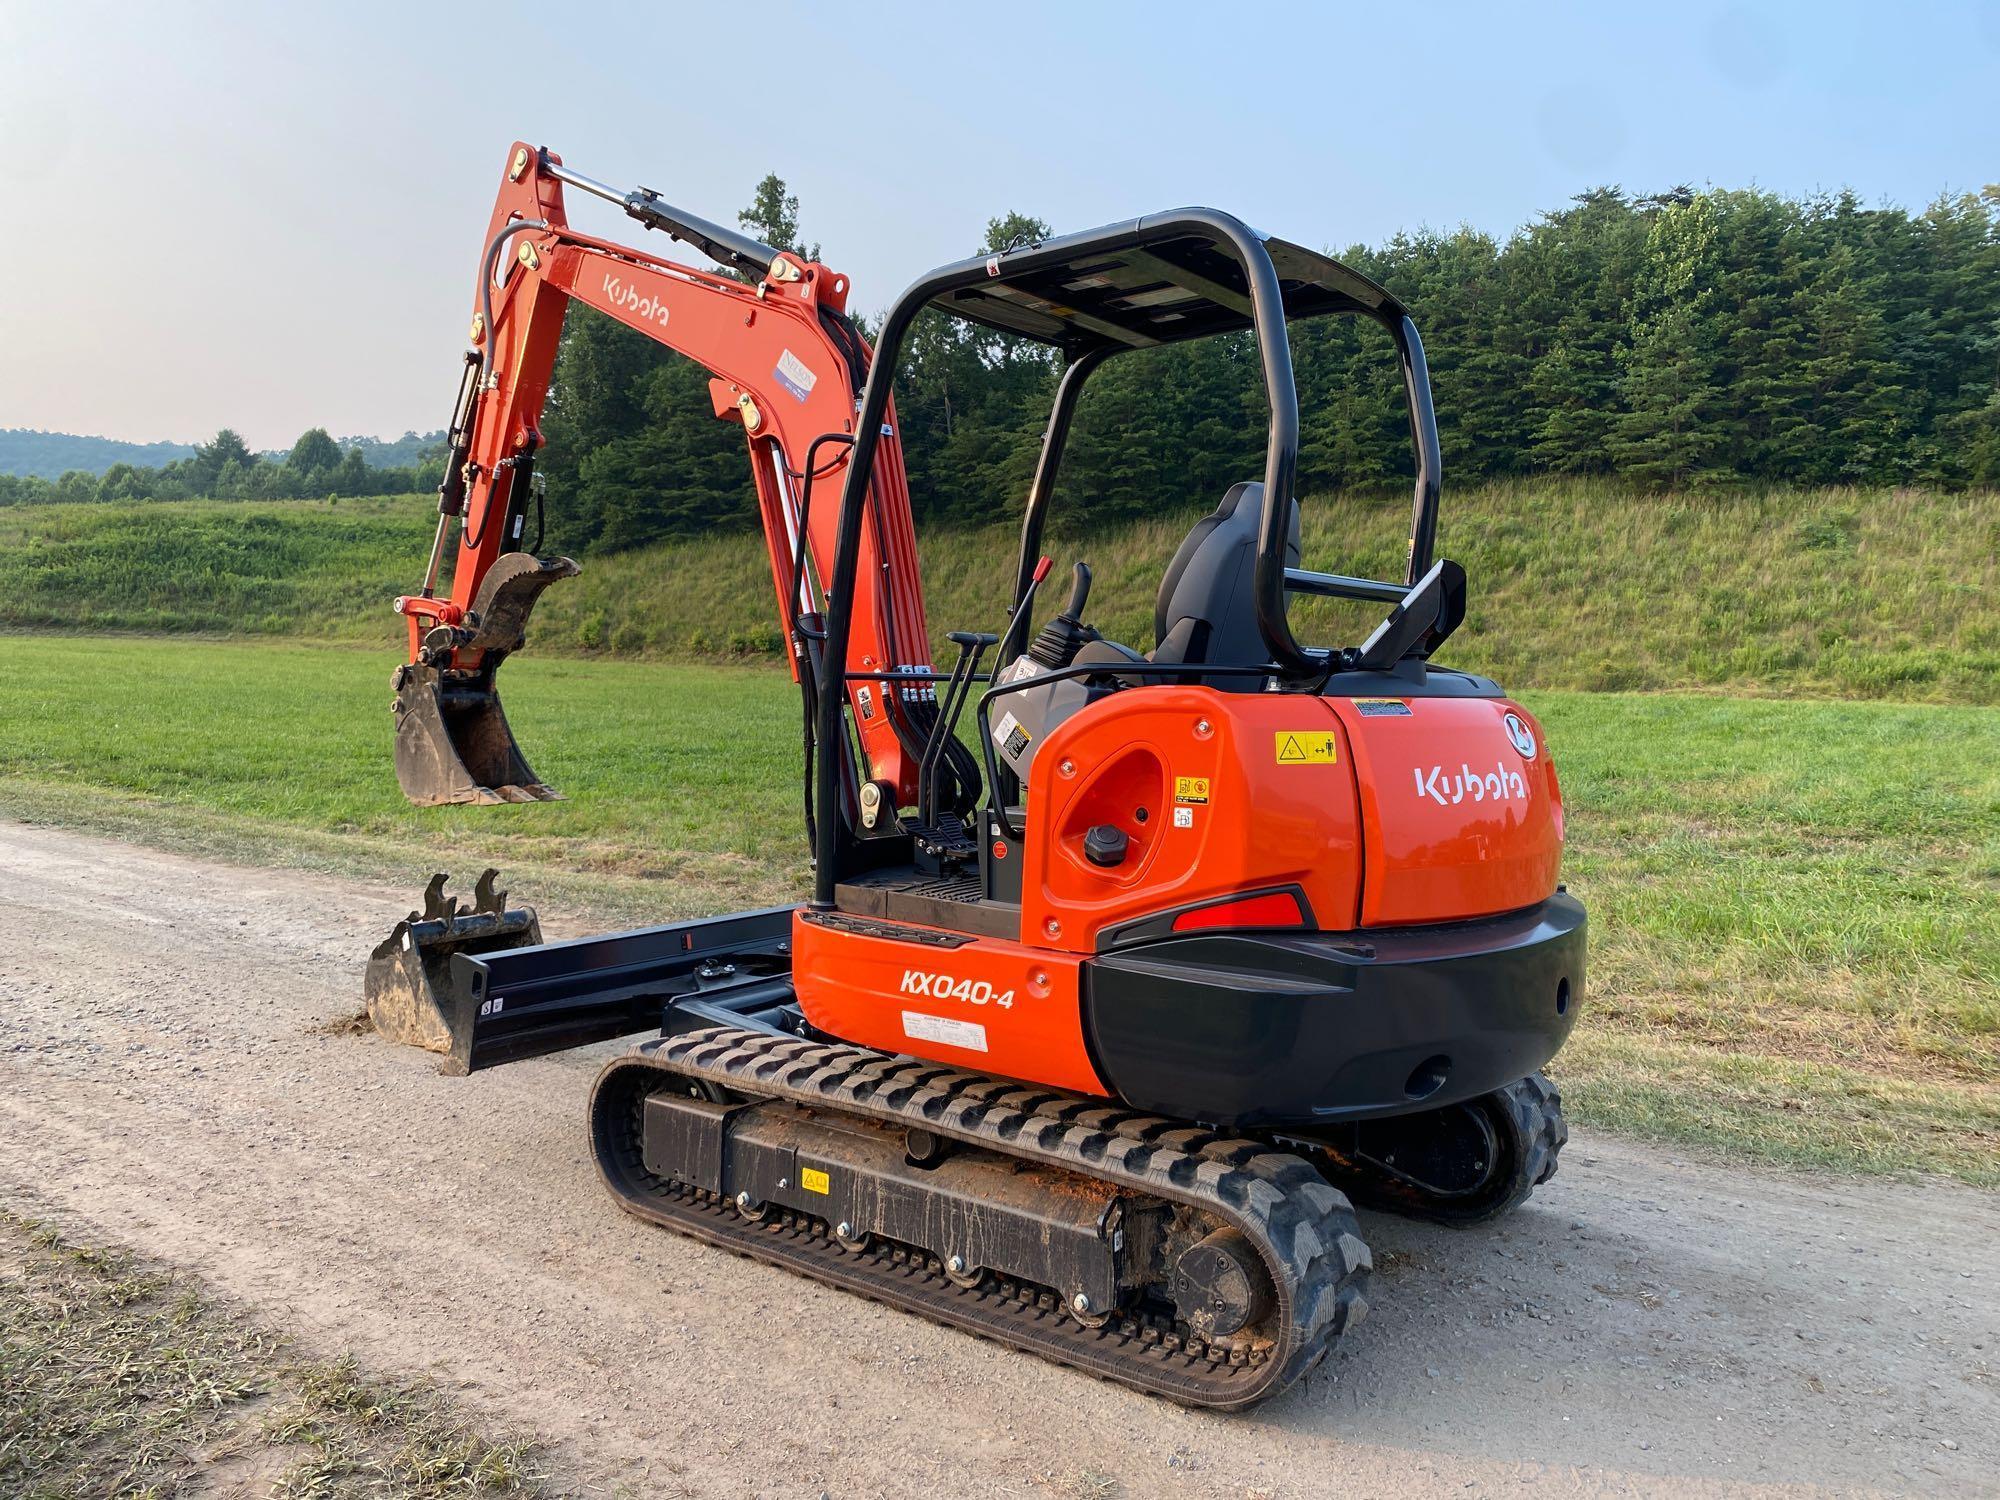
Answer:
[{"left": 1397, "top": 317, "right": 1444, "bottom": 587}]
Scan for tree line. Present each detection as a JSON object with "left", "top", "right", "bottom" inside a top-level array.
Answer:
[
  {"left": 0, "top": 427, "right": 444, "bottom": 507},
  {"left": 12, "top": 178, "right": 1994, "bottom": 540},
  {"left": 541, "top": 178, "right": 2000, "bottom": 553}
]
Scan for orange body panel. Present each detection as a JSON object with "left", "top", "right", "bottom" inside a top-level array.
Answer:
[
  {"left": 796, "top": 686, "right": 1568, "bottom": 1088},
  {"left": 1326, "top": 697, "right": 1564, "bottom": 926},
  {"left": 1017, "top": 688, "right": 1365, "bottom": 952},
  {"left": 792, "top": 914, "right": 1107, "bottom": 1096}
]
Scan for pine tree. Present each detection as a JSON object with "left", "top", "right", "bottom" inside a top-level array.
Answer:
[
  {"left": 189, "top": 429, "right": 254, "bottom": 492},
  {"left": 1610, "top": 196, "right": 1726, "bottom": 487},
  {"left": 739, "top": 174, "right": 819, "bottom": 262},
  {"left": 1522, "top": 190, "right": 1647, "bottom": 475}
]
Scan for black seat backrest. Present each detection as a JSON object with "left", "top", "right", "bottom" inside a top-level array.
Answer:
[{"left": 1152, "top": 481, "right": 1300, "bottom": 688}]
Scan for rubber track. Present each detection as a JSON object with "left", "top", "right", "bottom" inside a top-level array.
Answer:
[
  {"left": 1509, "top": 1073, "right": 1568, "bottom": 1192},
  {"left": 589, "top": 1026, "right": 1371, "bottom": 1410},
  {"left": 1433, "top": 1072, "right": 1567, "bottom": 1226}
]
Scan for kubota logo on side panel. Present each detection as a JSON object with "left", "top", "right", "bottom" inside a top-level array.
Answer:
[
  {"left": 900, "top": 969, "right": 1015, "bottom": 1009},
  {"left": 602, "top": 273, "right": 669, "bottom": 327},
  {"left": 1414, "top": 761, "right": 1528, "bottom": 807},
  {"left": 1503, "top": 712, "right": 1538, "bottom": 759}
]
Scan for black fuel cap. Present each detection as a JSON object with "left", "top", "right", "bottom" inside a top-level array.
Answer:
[{"left": 1084, "top": 824, "right": 1129, "bottom": 867}]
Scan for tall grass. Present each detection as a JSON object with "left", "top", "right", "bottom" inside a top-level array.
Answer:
[
  {"left": 0, "top": 496, "right": 432, "bottom": 636},
  {"left": 547, "top": 481, "right": 1998, "bottom": 702},
  {"left": 2, "top": 483, "right": 1994, "bottom": 701}
]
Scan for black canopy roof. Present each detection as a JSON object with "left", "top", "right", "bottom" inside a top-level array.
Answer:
[{"left": 920, "top": 211, "right": 1408, "bottom": 355}]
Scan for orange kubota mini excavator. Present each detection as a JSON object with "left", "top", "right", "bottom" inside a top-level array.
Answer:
[{"left": 372, "top": 143, "right": 1583, "bottom": 1409}]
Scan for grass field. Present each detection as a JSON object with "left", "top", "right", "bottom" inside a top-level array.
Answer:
[
  {"left": 4, "top": 481, "right": 1995, "bottom": 701},
  {"left": 2, "top": 634, "right": 1994, "bottom": 1185}
]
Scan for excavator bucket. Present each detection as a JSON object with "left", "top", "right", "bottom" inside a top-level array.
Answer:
[
  {"left": 393, "top": 552, "right": 579, "bottom": 806},
  {"left": 364, "top": 870, "right": 543, "bottom": 1066}
]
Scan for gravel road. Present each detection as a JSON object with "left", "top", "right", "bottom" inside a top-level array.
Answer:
[{"left": 0, "top": 819, "right": 1991, "bottom": 1498}]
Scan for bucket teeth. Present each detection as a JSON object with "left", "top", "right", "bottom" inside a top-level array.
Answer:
[
  {"left": 473, "top": 868, "right": 505, "bottom": 915},
  {"left": 420, "top": 871, "right": 452, "bottom": 922},
  {"left": 364, "top": 869, "right": 545, "bottom": 1070}
]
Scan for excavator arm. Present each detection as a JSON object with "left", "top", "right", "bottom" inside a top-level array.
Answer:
[{"left": 393, "top": 143, "right": 957, "bottom": 818}]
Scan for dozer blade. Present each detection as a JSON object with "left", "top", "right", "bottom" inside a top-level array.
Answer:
[
  {"left": 393, "top": 552, "right": 579, "bottom": 807},
  {"left": 364, "top": 870, "right": 544, "bottom": 1068}
]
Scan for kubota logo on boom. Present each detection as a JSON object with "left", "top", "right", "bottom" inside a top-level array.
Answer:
[
  {"left": 901, "top": 969, "right": 1015, "bottom": 1009},
  {"left": 1415, "top": 761, "right": 1528, "bottom": 807},
  {"left": 602, "top": 273, "right": 669, "bottom": 327}
]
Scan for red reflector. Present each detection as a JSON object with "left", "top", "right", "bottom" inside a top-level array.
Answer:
[{"left": 1170, "top": 892, "right": 1307, "bottom": 933}]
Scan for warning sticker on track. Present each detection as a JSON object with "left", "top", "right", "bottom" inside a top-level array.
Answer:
[
  {"left": 1274, "top": 731, "right": 1339, "bottom": 765},
  {"left": 800, "top": 1167, "right": 830, "bottom": 1195}
]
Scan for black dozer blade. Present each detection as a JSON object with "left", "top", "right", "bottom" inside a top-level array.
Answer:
[
  {"left": 364, "top": 869, "right": 544, "bottom": 1065},
  {"left": 393, "top": 552, "right": 579, "bottom": 806}
]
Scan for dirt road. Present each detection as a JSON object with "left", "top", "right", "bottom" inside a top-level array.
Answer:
[{"left": 0, "top": 819, "right": 1991, "bottom": 1498}]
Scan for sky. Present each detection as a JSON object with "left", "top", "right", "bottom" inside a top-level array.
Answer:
[{"left": 3, "top": 0, "right": 1995, "bottom": 450}]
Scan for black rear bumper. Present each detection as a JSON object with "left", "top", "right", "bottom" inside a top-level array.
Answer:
[{"left": 1082, "top": 893, "right": 1584, "bottom": 1128}]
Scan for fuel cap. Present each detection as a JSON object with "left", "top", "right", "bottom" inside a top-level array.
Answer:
[{"left": 1084, "top": 824, "right": 1129, "bottom": 868}]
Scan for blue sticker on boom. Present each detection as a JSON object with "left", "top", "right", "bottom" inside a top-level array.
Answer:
[{"left": 774, "top": 349, "right": 818, "bottom": 403}]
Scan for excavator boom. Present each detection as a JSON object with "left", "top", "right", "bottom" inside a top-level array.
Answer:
[{"left": 392, "top": 143, "right": 946, "bottom": 809}]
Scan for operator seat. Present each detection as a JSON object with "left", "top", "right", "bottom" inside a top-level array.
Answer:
[{"left": 1150, "top": 481, "right": 1300, "bottom": 690}]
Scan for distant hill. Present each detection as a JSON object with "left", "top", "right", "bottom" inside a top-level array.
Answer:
[
  {"left": 0, "top": 429, "right": 197, "bottom": 480},
  {"left": 0, "top": 427, "right": 444, "bottom": 480}
]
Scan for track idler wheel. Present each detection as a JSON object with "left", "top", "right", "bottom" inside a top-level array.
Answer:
[{"left": 1292, "top": 1074, "right": 1568, "bottom": 1227}]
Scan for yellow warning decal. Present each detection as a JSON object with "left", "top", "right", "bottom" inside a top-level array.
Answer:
[
  {"left": 1174, "top": 776, "right": 1210, "bottom": 804},
  {"left": 1274, "top": 731, "right": 1339, "bottom": 765},
  {"left": 800, "top": 1167, "right": 830, "bottom": 1195}
]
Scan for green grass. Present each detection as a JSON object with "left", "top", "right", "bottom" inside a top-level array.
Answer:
[
  {"left": 0, "top": 635, "right": 806, "bottom": 923},
  {"left": 1, "top": 634, "right": 1994, "bottom": 1184},
  {"left": 4, "top": 481, "right": 1995, "bottom": 701},
  {"left": 0, "top": 496, "right": 433, "bottom": 637},
  {"left": 0, "top": 1210, "right": 544, "bottom": 1498}
]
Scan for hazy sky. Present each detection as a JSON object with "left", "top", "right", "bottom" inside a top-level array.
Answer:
[{"left": 5, "top": 0, "right": 1995, "bottom": 449}]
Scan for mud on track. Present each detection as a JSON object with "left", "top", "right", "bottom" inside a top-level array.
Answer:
[{"left": 0, "top": 819, "right": 1993, "bottom": 1498}]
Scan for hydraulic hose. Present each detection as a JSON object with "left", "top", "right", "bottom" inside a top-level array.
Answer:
[{"left": 477, "top": 218, "right": 551, "bottom": 389}]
